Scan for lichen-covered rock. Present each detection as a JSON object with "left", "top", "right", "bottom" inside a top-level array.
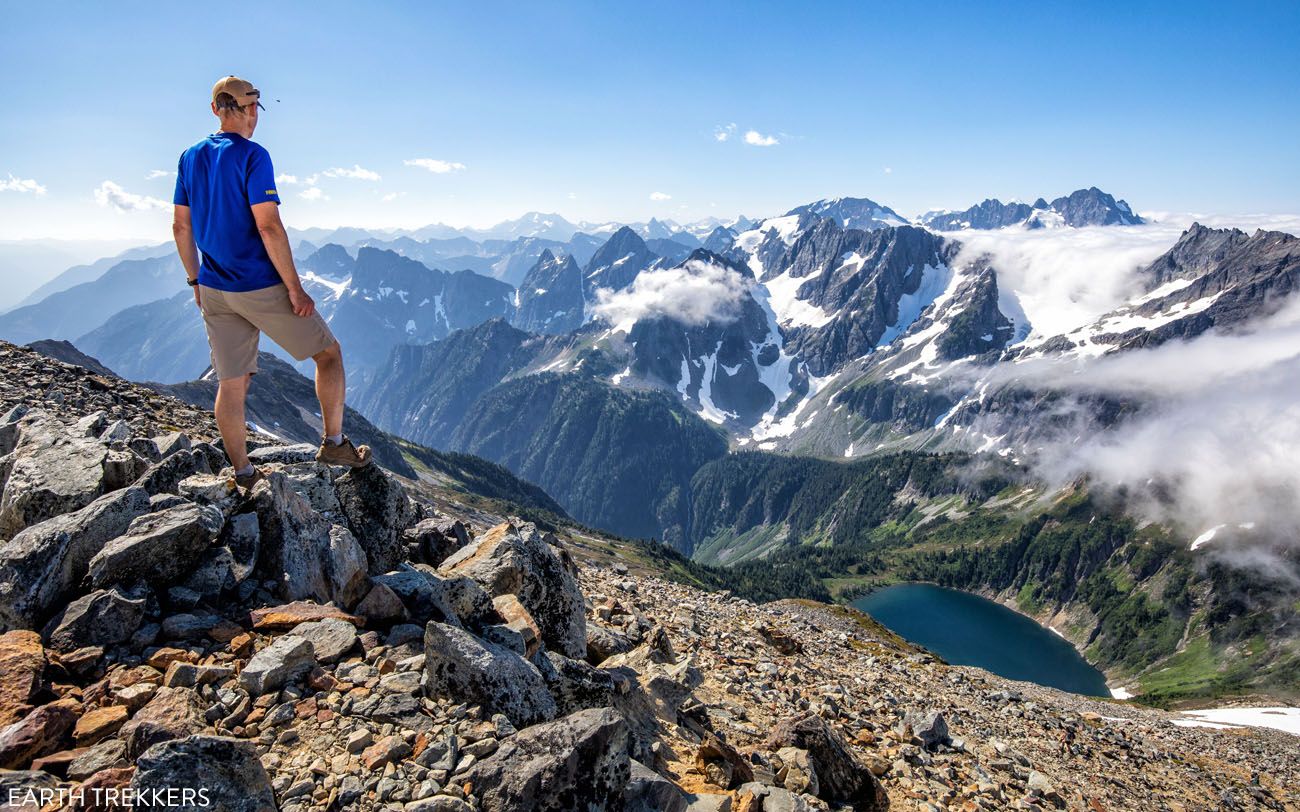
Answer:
[
  {"left": 248, "top": 473, "right": 369, "bottom": 607},
  {"left": 0, "top": 486, "right": 149, "bottom": 630},
  {"left": 464, "top": 707, "right": 630, "bottom": 812},
  {"left": 135, "top": 448, "right": 212, "bottom": 497},
  {"left": 539, "top": 651, "right": 616, "bottom": 716},
  {"left": 239, "top": 634, "right": 315, "bottom": 696},
  {"left": 764, "top": 712, "right": 887, "bottom": 810},
  {"left": 131, "top": 735, "right": 277, "bottom": 812},
  {"left": 288, "top": 617, "right": 357, "bottom": 665},
  {"left": 0, "top": 414, "right": 112, "bottom": 539},
  {"left": 403, "top": 517, "right": 469, "bottom": 566},
  {"left": 440, "top": 522, "right": 587, "bottom": 659},
  {"left": 423, "top": 621, "right": 555, "bottom": 727},
  {"left": 335, "top": 462, "right": 418, "bottom": 573},
  {"left": 86, "top": 502, "right": 223, "bottom": 589},
  {"left": 41, "top": 585, "right": 147, "bottom": 652},
  {"left": 373, "top": 566, "right": 494, "bottom": 629}
]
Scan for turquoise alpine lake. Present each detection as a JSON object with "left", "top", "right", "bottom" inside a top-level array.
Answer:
[{"left": 852, "top": 583, "right": 1110, "bottom": 697}]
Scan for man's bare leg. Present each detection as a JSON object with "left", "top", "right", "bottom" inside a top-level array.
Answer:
[
  {"left": 214, "top": 373, "right": 252, "bottom": 470},
  {"left": 313, "top": 341, "right": 345, "bottom": 437}
]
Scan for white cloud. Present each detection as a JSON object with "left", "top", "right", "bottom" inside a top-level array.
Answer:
[
  {"left": 319, "top": 164, "right": 381, "bottom": 181},
  {"left": 714, "top": 123, "right": 737, "bottom": 142},
  {"left": 144, "top": 169, "right": 175, "bottom": 180},
  {"left": 649, "top": 191, "right": 672, "bottom": 201},
  {"left": 1, "top": 174, "right": 47, "bottom": 195},
  {"left": 299, "top": 187, "right": 328, "bottom": 201},
  {"left": 381, "top": 192, "right": 400, "bottom": 202},
  {"left": 275, "top": 174, "right": 300, "bottom": 186},
  {"left": 591, "top": 258, "right": 750, "bottom": 329},
  {"left": 743, "top": 130, "right": 779, "bottom": 147},
  {"left": 883, "top": 167, "right": 893, "bottom": 175},
  {"left": 404, "top": 158, "right": 466, "bottom": 174},
  {"left": 93, "top": 181, "right": 167, "bottom": 212}
]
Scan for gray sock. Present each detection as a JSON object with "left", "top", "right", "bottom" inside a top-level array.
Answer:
[
  {"left": 325, "top": 433, "right": 343, "bottom": 446},
  {"left": 234, "top": 463, "right": 255, "bottom": 477}
]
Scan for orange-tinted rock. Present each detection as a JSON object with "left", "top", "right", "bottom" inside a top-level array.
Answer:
[
  {"left": 0, "top": 630, "right": 46, "bottom": 727},
  {"left": 249, "top": 601, "right": 362, "bottom": 630},
  {"left": 74, "top": 704, "right": 129, "bottom": 746}
]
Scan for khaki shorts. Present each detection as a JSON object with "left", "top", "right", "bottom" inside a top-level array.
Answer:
[{"left": 199, "top": 284, "right": 337, "bottom": 380}]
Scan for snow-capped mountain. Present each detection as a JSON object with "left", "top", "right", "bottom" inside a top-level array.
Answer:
[
  {"left": 921, "top": 187, "right": 1144, "bottom": 230},
  {"left": 785, "top": 197, "right": 909, "bottom": 231}
]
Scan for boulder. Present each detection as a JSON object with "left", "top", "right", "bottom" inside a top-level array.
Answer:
[
  {"left": 73, "top": 705, "right": 129, "bottom": 746},
  {"left": 696, "top": 734, "right": 754, "bottom": 790},
  {"left": 0, "top": 630, "right": 46, "bottom": 727},
  {"left": 277, "top": 461, "right": 341, "bottom": 514},
  {"left": 135, "top": 449, "right": 212, "bottom": 496},
  {"left": 131, "top": 735, "right": 277, "bottom": 812},
  {"left": 335, "top": 463, "right": 418, "bottom": 573},
  {"left": 0, "top": 699, "right": 78, "bottom": 768},
  {"left": 440, "top": 522, "right": 587, "bottom": 659},
  {"left": 464, "top": 707, "right": 630, "bottom": 812},
  {"left": 42, "top": 586, "right": 147, "bottom": 652},
  {"left": 355, "top": 582, "right": 406, "bottom": 625},
  {"left": 287, "top": 618, "right": 357, "bottom": 665},
  {"left": 0, "top": 768, "right": 70, "bottom": 809},
  {"left": 899, "top": 709, "right": 950, "bottom": 750},
  {"left": 247, "top": 443, "right": 317, "bottom": 465},
  {"left": 119, "top": 686, "right": 208, "bottom": 758},
  {"left": 373, "top": 567, "right": 493, "bottom": 629},
  {"left": 249, "top": 601, "right": 361, "bottom": 630},
  {"left": 492, "top": 594, "right": 541, "bottom": 658},
  {"left": 240, "top": 635, "right": 315, "bottom": 696},
  {"left": 248, "top": 474, "right": 369, "bottom": 606},
  {"left": 0, "top": 486, "right": 149, "bottom": 630},
  {"left": 539, "top": 651, "right": 616, "bottom": 716},
  {"left": 585, "top": 624, "right": 633, "bottom": 665},
  {"left": 763, "top": 712, "right": 887, "bottom": 810},
  {"left": 152, "top": 432, "right": 191, "bottom": 459},
  {"left": 423, "top": 621, "right": 555, "bottom": 727},
  {"left": 86, "top": 503, "right": 223, "bottom": 589},
  {"left": 403, "top": 517, "right": 469, "bottom": 566},
  {"left": 0, "top": 415, "right": 111, "bottom": 538},
  {"left": 625, "top": 759, "right": 690, "bottom": 812},
  {"left": 66, "top": 737, "right": 128, "bottom": 780}
]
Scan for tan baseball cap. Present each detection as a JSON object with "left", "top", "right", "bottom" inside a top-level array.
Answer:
[{"left": 212, "top": 76, "right": 265, "bottom": 110}]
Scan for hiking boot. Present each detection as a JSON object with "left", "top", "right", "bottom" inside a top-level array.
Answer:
[
  {"left": 233, "top": 465, "right": 265, "bottom": 493},
  {"left": 316, "top": 435, "right": 373, "bottom": 468}
]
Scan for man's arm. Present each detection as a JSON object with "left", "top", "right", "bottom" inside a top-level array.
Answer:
[
  {"left": 172, "top": 205, "right": 202, "bottom": 308},
  {"left": 251, "top": 201, "right": 314, "bottom": 317}
]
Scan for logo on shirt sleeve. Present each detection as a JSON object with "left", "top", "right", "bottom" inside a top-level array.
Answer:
[{"left": 265, "top": 189, "right": 278, "bottom": 196}]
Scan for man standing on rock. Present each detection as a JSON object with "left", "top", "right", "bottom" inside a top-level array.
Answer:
[{"left": 171, "top": 75, "right": 371, "bottom": 488}]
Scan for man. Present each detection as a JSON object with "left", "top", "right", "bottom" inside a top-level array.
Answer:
[{"left": 172, "top": 75, "right": 371, "bottom": 489}]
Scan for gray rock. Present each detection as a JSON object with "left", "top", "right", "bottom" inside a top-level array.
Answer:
[
  {"left": 42, "top": 585, "right": 147, "bottom": 652},
  {"left": 131, "top": 734, "right": 276, "bottom": 811},
  {"left": 404, "top": 518, "right": 469, "bottom": 567},
  {"left": 374, "top": 566, "right": 492, "bottom": 629},
  {"left": 440, "top": 522, "right": 587, "bottom": 659},
  {"left": 764, "top": 712, "right": 888, "bottom": 810},
  {"left": 423, "top": 621, "right": 555, "bottom": 728},
  {"left": 250, "top": 473, "right": 369, "bottom": 607},
  {"left": 0, "top": 415, "right": 111, "bottom": 538},
  {"left": 586, "top": 624, "right": 633, "bottom": 665},
  {"left": 86, "top": 502, "right": 223, "bottom": 589},
  {"left": 625, "top": 758, "right": 689, "bottom": 812},
  {"left": 247, "top": 443, "right": 318, "bottom": 465},
  {"left": 136, "top": 448, "right": 212, "bottom": 496},
  {"left": 161, "top": 613, "right": 223, "bottom": 640},
  {"left": 900, "top": 709, "right": 950, "bottom": 750},
  {"left": 278, "top": 461, "right": 341, "bottom": 514},
  {"left": 288, "top": 617, "right": 357, "bottom": 665},
  {"left": 463, "top": 707, "right": 630, "bottom": 812},
  {"left": 0, "top": 485, "right": 149, "bottom": 630},
  {"left": 240, "top": 634, "right": 315, "bottom": 696},
  {"left": 153, "top": 432, "right": 191, "bottom": 459},
  {"left": 66, "top": 737, "right": 128, "bottom": 780},
  {"left": 539, "top": 651, "right": 616, "bottom": 716},
  {"left": 335, "top": 463, "right": 419, "bottom": 573}
]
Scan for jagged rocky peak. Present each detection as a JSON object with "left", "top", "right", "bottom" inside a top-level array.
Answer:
[
  {"left": 922, "top": 187, "right": 1144, "bottom": 230},
  {"left": 299, "top": 243, "right": 353, "bottom": 279},
  {"left": 786, "top": 196, "right": 909, "bottom": 230},
  {"left": 514, "top": 249, "right": 585, "bottom": 335},
  {"left": 702, "top": 225, "right": 738, "bottom": 254},
  {"left": 1141, "top": 222, "right": 1258, "bottom": 288},
  {"left": 583, "top": 226, "right": 657, "bottom": 294}
]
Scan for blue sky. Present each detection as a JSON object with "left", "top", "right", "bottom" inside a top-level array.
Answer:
[{"left": 2, "top": 0, "right": 1298, "bottom": 240}]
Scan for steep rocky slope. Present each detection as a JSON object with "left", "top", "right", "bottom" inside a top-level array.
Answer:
[{"left": 0, "top": 338, "right": 1297, "bottom": 812}]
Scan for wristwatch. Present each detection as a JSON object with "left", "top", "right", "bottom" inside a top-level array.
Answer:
[{"left": 187, "top": 278, "right": 199, "bottom": 287}]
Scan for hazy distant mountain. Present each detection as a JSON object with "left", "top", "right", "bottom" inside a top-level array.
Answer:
[
  {"left": 13, "top": 241, "right": 171, "bottom": 309},
  {"left": 921, "top": 187, "right": 1144, "bottom": 230}
]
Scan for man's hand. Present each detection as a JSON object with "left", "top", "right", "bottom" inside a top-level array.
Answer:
[
  {"left": 192, "top": 284, "right": 202, "bottom": 309},
  {"left": 288, "top": 285, "right": 315, "bottom": 317}
]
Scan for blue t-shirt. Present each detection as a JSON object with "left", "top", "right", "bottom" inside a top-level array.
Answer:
[{"left": 173, "top": 132, "right": 282, "bottom": 292}]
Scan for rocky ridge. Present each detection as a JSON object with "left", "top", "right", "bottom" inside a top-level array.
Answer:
[{"left": 0, "top": 343, "right": 1296, "bottom": 811}]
